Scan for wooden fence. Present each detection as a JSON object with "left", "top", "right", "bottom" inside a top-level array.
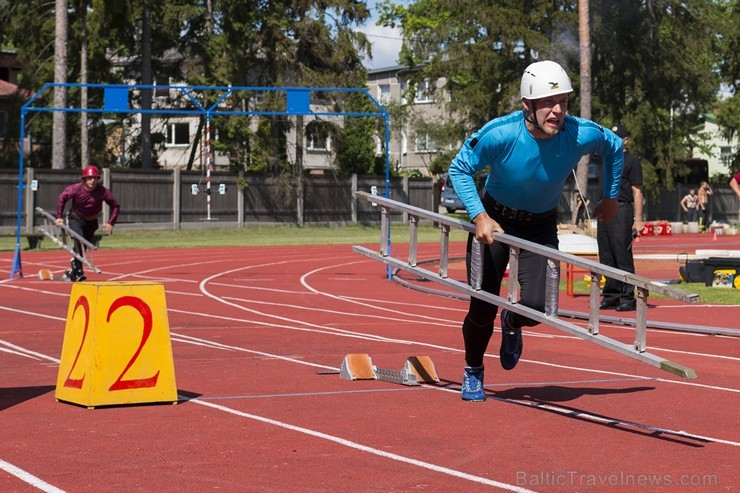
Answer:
[
  {"left": 0, "top": 169, "right": 437, "bottom": 234},
  {"left": 1, "top": 169, "right": 738, "bottom": 235}
]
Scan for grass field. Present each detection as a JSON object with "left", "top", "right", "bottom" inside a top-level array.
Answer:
[
  {"left": 0, "top": 224, "right": 469, "bottom": 251},
  {"left": 2, "top": 224, "right": 737, "bottom": 304}
]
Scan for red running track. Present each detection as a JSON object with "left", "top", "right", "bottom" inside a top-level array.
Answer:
[{"left": 0, "top": 234, "right": 738, "bottom": 492}]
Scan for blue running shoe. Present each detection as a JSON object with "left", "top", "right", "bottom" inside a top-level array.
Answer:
[
  {"left": 461, "top": 366, "right": 486, "bottom": 401},
  {"left": 499, "top": 309, "right": 523, "bottom": 370}
]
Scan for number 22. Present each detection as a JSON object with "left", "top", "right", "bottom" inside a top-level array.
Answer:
[{"left": 63, "top": 295, "right": 160, "bottom": 391}]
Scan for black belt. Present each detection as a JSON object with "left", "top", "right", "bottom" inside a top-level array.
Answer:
[
  {"left": 69, "top": 211, "right": 99, "bottom": 221},
  {"left": 483, "top": 193, "right": 552, "bottom": 223}
]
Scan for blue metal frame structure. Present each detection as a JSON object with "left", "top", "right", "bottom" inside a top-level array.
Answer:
[{"left": 11, "top": 83, "right": 391, "bottom": 279}]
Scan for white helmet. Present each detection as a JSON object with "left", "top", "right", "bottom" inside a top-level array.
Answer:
[{"left": 520, "top": 60, "right": 573, "bottom": 99}]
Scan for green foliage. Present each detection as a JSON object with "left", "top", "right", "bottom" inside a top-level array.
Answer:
[
  {"left": 379, "top": 0, "right": 733, "bottom": 193},
  {"left": 211, "top": 115, "right": 255, "bottom": 172},
  {"left": 429, "top": 151, "right": 456, "bottom": 176},
  {"left": 336, "top": 93, "right": 379, "bottom": 174},
  {"left": 2, "top": 0, "right": 734, "bottom": 184},
  {"left": 0, "top": 0, "right": 374, "bottom": 172}
]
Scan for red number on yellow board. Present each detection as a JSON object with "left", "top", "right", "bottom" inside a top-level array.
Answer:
[{"left": 107, "top": 296, "right": 160, "bottom": 391}]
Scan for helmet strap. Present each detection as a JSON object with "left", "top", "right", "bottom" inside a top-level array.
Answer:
[{"left": 524, "top": 99, "right": 543, "bottom": 131}]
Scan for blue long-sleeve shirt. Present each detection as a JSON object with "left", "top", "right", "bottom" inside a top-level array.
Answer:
[{"left": 449, "top": 110, "right": 623, "bottom": 219}]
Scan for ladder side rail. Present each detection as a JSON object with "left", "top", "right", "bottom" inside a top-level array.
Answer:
[
  {"left": 35, "top": 207, "right": 102, "bottom": 273},
  {"left": 36, "top": 207, "right": 98, "bottom": 251},
  {"left": 356, "top": 192, "right": 699, "bottom": 304},
  {"left": 353, "top": 246, "right": 696, "bottom": 380}
]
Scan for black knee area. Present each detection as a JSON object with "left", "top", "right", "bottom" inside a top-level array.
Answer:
[{"left": 462, "top": 314, "right": 495, "bottom": 368}]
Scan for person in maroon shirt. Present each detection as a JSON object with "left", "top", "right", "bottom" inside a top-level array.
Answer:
[
  {"left": 730, "top": 170, "right": 740, "bottom": 198},
  {"left": 54, "top": 165, "right": 120, "bottom": 281}
]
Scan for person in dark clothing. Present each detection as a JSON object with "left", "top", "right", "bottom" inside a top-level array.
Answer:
[
  {"left": 597, "top": 125, "right": 644, "bottom": 312},
  {"left": 698, "top": 181, "right": 713, "bottom": 231},
  {"left": 574, "top": 192, "right": 590, "bottom": 228},
  {"left": 54, "top": 165, "right": 120, "bottom": 282}
]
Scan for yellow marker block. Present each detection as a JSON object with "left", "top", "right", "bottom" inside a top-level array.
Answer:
[{"left": 55, "top": 282, "right": 178, "bottom": 408}]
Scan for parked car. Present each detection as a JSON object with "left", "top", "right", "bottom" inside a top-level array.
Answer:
[
  {"left": 440, "top": 171, "right": 489, "bottom": 214},
  {"left": 440, "top": 173, "right": 465, "bottom": 213}
]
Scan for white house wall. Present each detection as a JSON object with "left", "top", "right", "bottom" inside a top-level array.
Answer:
[{"left": 692, "top": 120, "right": 738, "bottom": 177}]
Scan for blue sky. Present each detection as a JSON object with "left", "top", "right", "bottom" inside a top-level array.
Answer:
[{"left": 357, "top": 0, "right": 407, "bottom": 70}]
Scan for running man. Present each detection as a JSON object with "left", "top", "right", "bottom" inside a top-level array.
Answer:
[
  {"left": 448, "top": 60, "right": 623, "bottom": 401},
  {"left": 55, "top": 165, "right": 120, "bottom": 281}
]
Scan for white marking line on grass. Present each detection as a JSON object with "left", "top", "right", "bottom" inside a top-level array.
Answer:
[
  {"left": 0, "top": 459, "right": 65, "bottom": 493},
  {"left": 187, "top": 397, "right": 536, "bottom": 493}
]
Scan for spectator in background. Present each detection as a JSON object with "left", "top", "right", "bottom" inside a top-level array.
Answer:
[
  {"left": 730, "top": 171, "right": 740, "bottom": 197},
  {"left": 597, "top": 125, "right": 643, "bottom": 312},
  {"left": 680, "top": 188, "right": 699, "bottom": 223},
  {"left": 697, "top": 181, "right": 713, "bottom": 231},
  {"left": 574, "top": 191, "right": 590, "bottom": 228}
]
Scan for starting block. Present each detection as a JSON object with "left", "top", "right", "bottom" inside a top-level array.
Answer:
[
  {"left": 38, "top": 269, "right": 54, "bottom": 281},
  {"left": 340, "top": 354, "right": 439, "bottom": 386}
]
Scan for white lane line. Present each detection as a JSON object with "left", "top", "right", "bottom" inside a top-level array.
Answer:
[
  {"left": 0, "top": 340, "right": 60, "bottom": 364},
  {"left": 424, "top": 385, "right": 740, "bottom": 448},
  {"left": 299, "top": 261, "right": 458, "bottom": 324},
  {"left": 0, "top": 459, "right": 65, "bottom": 493},
  {"left": 168, "top": 305, "right": 740, "bottom": 395},
  {"left": 188, "top": 398, "right": 537, "bottom": 493},
  {"left": 220, "top": 296, "right": 456, "bottom": 328}
]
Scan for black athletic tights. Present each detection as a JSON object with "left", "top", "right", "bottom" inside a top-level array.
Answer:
[{"left": 462, "top": 196, "right": 558, "bottom": 368}]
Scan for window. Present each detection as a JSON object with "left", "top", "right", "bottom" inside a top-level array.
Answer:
[
  {"left": 414, "top": 133, "right": 437, "bottom": 153},
  {"left": 720, "top": 146, "right": 733, "bottom": 166},
  {"left": 306, "top": 121, "right": 332, "bottom": 151},
  {"left": 378, "top": 84, "right": 391, "bottom": 103},
  {"left": 414, "top": 80, "right": 433, "bottom": 103},
  {"left": 166, "top": 122, "right": 190, "bottom": 146}
]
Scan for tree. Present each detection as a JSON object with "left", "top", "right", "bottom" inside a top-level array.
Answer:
[
  {"left": 379, "top": 0, "right": 729, "bottom": 190},
  {"left": 52, "top": 0, "right": 68, "bottom": 169},
  {"left": 715, "top": 0, "right": 739, "bottom": 174},
  {"left": 573, "top": 0, "right": 591, "bottom": 222},
  {"left": 335, "top": 92, "right": 377, "bottom": 174},
  {"left": 589, "top": 0, "right": 724, "bottom": 187}
]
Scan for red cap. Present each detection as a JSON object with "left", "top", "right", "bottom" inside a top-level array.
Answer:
[{"left": 82, "top": 165, "right": 100, "bottom": 179}]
